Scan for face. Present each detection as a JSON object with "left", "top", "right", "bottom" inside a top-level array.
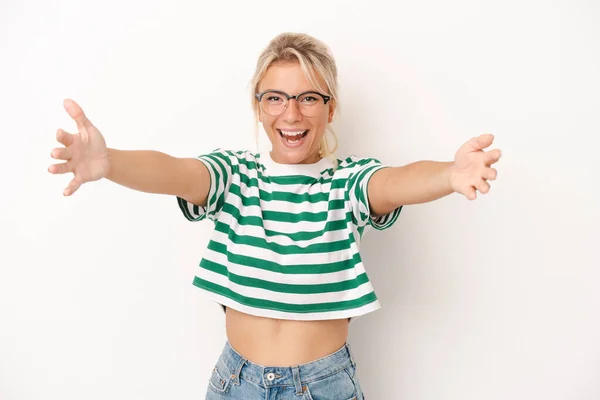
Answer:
[{"left": 257, "top": 62, "right": 335, "bottom": 164}]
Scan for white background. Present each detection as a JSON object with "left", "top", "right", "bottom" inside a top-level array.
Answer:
[{"left": 1, "top": 0, "right": 599, "bottom": 399}]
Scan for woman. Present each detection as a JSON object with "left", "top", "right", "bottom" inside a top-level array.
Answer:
[{"left": 48, "top": 32, "right": 501, "bottom": 400}]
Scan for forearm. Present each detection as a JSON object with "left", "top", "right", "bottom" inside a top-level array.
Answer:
[
  {"left": 105, "top": 149, "right": 206, "bottom": 200},
  {"left": 369, "top": 161, "right": 455, "bottom": 215}
]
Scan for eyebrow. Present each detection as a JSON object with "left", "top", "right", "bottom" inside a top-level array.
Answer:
[{"left": 258, "top": 89, "right": 320, "bottom": 94}]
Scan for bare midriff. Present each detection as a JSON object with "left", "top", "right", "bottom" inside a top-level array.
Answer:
[{"left": 225, "top": 307, "right": 350, "bottom": 367}]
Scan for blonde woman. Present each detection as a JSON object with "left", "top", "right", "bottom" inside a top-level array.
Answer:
[{"left": 49, "top": 32, "right": 502, "bottom": 400}]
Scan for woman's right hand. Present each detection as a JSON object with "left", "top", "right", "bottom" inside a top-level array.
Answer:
[{"left": 48, "top": 99, "right": 110, "bottom": 196}]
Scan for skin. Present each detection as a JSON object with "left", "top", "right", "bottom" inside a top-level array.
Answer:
[{"left": 49, "top": 62, "right": 502, "bottom": 367}]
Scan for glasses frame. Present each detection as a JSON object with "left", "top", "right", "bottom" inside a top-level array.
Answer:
[{"left": 255, "top": 90, "right": 332, "bottom": 116}]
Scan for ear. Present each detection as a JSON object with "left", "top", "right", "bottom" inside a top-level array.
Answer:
[
  {"left": 327, "top": 99, "right": 336, "bottom": 124},
  {"left": 257, "top": 108, "right": 263, "bottom": 123}
]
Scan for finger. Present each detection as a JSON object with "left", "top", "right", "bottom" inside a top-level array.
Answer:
[
  {"left": 463, "top": 186, "right": 477, "bottom": 201},
  {"left": 56, "top": 128, "right": 74, "bottom": 147},
  {"left": 466, "top": 133, "right": 494, "bottom": 152},
  {"left": 64, "top": 177, "right": 82, "bottom": 196},
  {"left": 476, "top": 179, "right": 491, "bottom": 194},
  {"left": 50, "top": 147, "right": 72, "bottom": 161},
  {"left": 482, "top": 167, "right": 497, "bottom": 181},
  {"left": 63, "top": 99, "right": 93, "bottom": 131},
  {"left": 48, "top": 162, "right": 73, "bottom": 175},
  {"left": 484, "top": 149, "right": 502, "bottom": 166}
]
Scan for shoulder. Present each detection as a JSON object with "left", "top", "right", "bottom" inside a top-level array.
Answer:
[
  {"left": 335, "top": 155, "right": 383, "bottom": 173},
  {"left": 204, "top": 149, "right": 261, "bottom": 165}
]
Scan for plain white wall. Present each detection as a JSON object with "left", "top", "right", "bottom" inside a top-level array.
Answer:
[{"left": 1, "top": 0, "right": 599, "bottom": 399}]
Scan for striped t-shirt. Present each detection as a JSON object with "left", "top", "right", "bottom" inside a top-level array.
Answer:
[{"left": 177, "top": 149, "right": 402, "bottom": 321}]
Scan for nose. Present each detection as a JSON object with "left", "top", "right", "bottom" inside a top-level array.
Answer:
[{"left": 281, "top": 98, "right": 302, "bottom": 122}]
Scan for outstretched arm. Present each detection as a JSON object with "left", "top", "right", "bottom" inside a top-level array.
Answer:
[
  {"left": 48, "top": 99, "right": 210, "bottom": 205},
  {"left": 368, "top": 134, "right": 502, "bottom": 216}
]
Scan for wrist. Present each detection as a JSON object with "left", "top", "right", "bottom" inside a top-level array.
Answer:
[
  {"left": 104, "top": 148, "right": 115, "bottom": 180},
  {"left": 445, "top": 162, "right": 457, "bottom": 193}
]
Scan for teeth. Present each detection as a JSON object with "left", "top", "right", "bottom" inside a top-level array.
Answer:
[{"left": 280, "top": 130, "right": 306, "bottom": 136}]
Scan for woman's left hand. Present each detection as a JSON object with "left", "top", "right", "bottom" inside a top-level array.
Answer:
[{"left": 449, "top": 133, "right": 502, "bottom": 200}]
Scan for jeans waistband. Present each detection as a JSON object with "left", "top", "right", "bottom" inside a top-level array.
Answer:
[{"left": 218, "top": 340, "right": 357, "bottom": 395}]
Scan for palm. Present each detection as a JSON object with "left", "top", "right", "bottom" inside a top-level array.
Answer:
[
  {"left": 69, "top": 125, "right": 108, "bottom": 181},
  {"left": 48, "top": 99, "right": 110, "bottom": 196}
]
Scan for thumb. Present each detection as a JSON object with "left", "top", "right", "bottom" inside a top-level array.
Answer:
[
  {"left": 63, "top": 99, "right": 93, "bottom": 131},
  {"left": 465, "top": 133, "right": 494, "bottom": 152}
]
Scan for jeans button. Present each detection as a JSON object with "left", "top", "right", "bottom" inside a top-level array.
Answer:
[{"left": 266, "top": 372, "right": 275, "bottom": 381}]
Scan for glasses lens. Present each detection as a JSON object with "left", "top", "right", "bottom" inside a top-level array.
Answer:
[
  {"left": 259, "top": 92, "right": 327, "bottom": 117},
  {"left": 297, "top": 93, "right": 324, "bottom": 117},
  {"left": 260, "top": 91, "right": 287, "bottom": 116}
]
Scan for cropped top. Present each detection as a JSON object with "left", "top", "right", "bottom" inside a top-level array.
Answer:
[{"left": 176, "top": 149, "right": 402, "bottom": 321}]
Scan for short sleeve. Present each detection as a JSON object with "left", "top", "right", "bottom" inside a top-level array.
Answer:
[
  {"left": 346, "top": 157, "right": 402, "bottom": 230},
  {"left": 176, "top": 148, "right": 234, "bottom": 222}
]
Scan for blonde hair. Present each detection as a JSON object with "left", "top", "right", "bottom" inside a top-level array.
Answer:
[{"left": 250, "top": 32, "right": 340, "bottom": 165}]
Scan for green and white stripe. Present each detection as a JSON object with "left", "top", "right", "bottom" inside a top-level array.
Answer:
[{"left": 177, "top": 149, "right": 402, "bottom": 321}]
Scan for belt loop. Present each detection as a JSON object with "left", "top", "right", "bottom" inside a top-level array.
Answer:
[
  {"left": 291, "top": 365, "right": 303, "bottom": 395},
  {"left": 231, "top": 357, "right": 247, "bottom": 386},
  {"left": 346, "top": 343, "right": 357, "bottom": 368}
]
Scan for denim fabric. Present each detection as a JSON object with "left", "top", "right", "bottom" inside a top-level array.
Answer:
[{"left": 205, "top": 340, "right": 365, "bottom": 400}]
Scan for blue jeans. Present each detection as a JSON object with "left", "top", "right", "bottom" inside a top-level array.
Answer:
[{"left": 205, "top": 340, "right": 365, "bottom": 399}]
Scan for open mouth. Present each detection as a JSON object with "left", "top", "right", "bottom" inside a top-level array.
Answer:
[{"left": 277, "top": 129, "right": 309, "bottom": 146}]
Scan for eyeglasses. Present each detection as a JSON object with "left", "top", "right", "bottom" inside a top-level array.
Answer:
[{"left": 255, "top": 90, "right": 331, "bottom": 117}]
